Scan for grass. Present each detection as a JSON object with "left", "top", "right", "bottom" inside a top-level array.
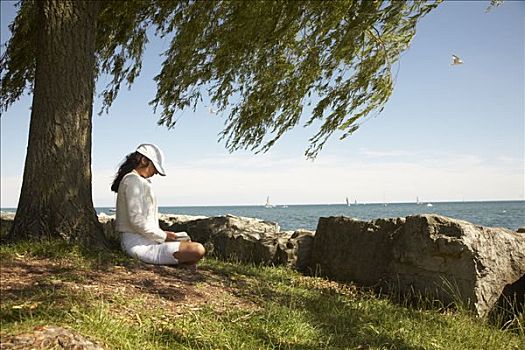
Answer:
[{"left": 1, "top": 239, "right": 524, "bottom": 350}]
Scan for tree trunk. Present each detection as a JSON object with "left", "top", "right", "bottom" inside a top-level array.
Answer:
[{"left": 10, "top": 0, "right": 106, "bottom": 247}]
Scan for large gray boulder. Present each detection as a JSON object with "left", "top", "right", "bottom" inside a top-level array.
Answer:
[
  {"left": 159, "top": 214, "right": 317, "bottom": 266},
  {"left": 160, "top": 214, "right": 278, "bottom": 243},
  {"left": 211, "top": 228, "right": 281, "bottom": 264},
  {"left": 162, "top": 214, "right": 285, "bottom": 264},
  {"left": 311, "top": 216, "right": 405, "bottom": 283},
  {"left": 310, "top": 214, "right": 525, "bottom": 317},
  {"left": 395, "top": 215, "right": 525, "bottom": 318},
  {"left": 158, "top": 213, "right": 207, "bottom": 228}
]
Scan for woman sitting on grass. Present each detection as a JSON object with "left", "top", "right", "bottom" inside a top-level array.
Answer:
[{"left": 111, "top": 143, "right": 205, "bottom": 268}]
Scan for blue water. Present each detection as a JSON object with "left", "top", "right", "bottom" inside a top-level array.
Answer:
[{"left": 94, "top": 201, "right": 524, "bottom": 232}]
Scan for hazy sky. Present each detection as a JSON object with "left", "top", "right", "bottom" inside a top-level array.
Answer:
[{"left": 1, "top": 1, "right": 524, "bottom": 207}]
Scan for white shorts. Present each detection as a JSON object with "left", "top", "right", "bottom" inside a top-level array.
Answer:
[{"left": 120, "top": 232, "right": 180, "bottom": 265}]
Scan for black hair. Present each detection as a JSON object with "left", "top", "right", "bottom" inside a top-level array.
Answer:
[{"left": 111, "top": 151, "right": 147, "bottom": 192}]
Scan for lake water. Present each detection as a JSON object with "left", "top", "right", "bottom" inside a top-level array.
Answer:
[{"left": 96, "top": 200, "right": 524, "bottom": 232}]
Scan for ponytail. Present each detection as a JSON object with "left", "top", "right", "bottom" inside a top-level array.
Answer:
[{"left": 111, "top": 152, "right": 143, "bottom": 192}]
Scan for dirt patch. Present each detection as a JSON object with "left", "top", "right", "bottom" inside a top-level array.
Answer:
[
  {"left": 1, "top": 256, "right": 257, "bottom": 348},
  {"left": 2, "top": 256, "right": 256, "bottom": 312}
]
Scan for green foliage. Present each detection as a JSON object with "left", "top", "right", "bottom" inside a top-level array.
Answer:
[
  {"left": 486, "top": 0, "right": 504, "bottom": 12},
  {"left": 0, "top": 0, "right": 37, "bottom": 108},
  {"left": 149, "top": 0, "right": 441, "bottom": 158},
  {"left": 1, "top": 0, "right": 441, "bottom": 158},
  {"left": 95, "top": 0, "right": 179, "bottom": 114}
]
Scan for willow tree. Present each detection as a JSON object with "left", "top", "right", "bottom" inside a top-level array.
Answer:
[
  {"left": 1, "top": 0, "right": 105, "bottom": 245},
  {"left": 1, "top": 0, "right": 440, "bottom": 243}
]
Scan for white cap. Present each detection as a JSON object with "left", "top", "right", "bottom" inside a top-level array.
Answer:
[{"left": 136, "top": 143, "right": 166, "bottom": 176}]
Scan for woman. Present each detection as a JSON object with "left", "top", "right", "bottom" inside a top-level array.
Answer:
[{"left": 111, "top": 143, "right": 205, "bottom": 267}]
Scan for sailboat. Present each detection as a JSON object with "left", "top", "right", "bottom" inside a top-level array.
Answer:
[
  {"left": 346, "top": 197, "right": 350, "bottom": 206},
  {"left": 264, "top": 196, "right": 274, "bottom": 208}
]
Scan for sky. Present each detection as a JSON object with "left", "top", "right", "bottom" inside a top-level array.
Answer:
[{"left": 1, "top": 1, "right": 524, "bottom": 207}]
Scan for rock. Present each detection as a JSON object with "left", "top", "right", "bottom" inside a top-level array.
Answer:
[
  {"left": 158, "top": 213, "right": 208, "bottom": 227},
  {"left": 517, "top": 227, "right": 525, "bottom": 233},
  {"left": 273, "top": 229, "right": 316, "bottom": 270},
  {"left": 1, "top": 211, "right": 16, "bottom": 238},
  {"left": 212, "top": 229, "right": 280, "bottom": 264},
  {"left": 0, "top": 211, "right": 16, "bottom": 220},
  {"left": 168, "top": 214, "right": 283, "bottom": 264},
  {"left": 97, "top": 213, "right": 118, "bottom": 247},
  {"left": 199, "top": 224, "right": 315, "bottom": 267},
  {"left": 293, "top": 230, "right": 316, "bottom": 271},
  {"left": 395, "top": 215, "right": 525, "bottom": 318},
  {"left": 0, "top": 325, "right": 104, "bottom": 349},
  {"left": 310, "top": 214, "right": 525, "bottom": 318},
  {"left": 311, "top": 216, "right": 405, "bottom": 284},
  {"left": 273, "top": 231, "right": 295, "bottom": 266},
  {"left": 162, "top": 214, "right": 279, "bottom": 241}
]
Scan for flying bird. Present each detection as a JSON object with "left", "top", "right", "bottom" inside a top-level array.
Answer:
[
  {"left": 206, "top": 106, "right": 218, "bottom": 114},
  {"left": 451, "top": 54, "right": 463, "bottom": 66}
]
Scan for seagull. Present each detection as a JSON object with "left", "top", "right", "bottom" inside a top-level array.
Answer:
[
  {"left": 451, "top": 54, "right": 463, "bottom": 66},
  {"left": 206, "top": 106, "right": 218, "bottom": 114}
]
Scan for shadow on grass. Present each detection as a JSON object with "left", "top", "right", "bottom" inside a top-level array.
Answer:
[
  {"left": 144, "top": 298, "right": 428, "bottom": 350},
  {"left": 156, "top": 329, "right": 331, "bottom": 350},
  {"left": 0, "top": 257, "right": 196, "bottom": 329},
  {"left": 1, "top": 238, "right": 224, "bottom": 320},
  {"left": 3, "top": 239, "right": 520, "bottom": 348},
  {"left": 0, "top": 237, "right": 123, "bottom": 267},
  {"left": 189, "top": 263, "right": 432, "bottom": 349},
  {"left": 1, "top": 266, "right": 76, "bottom": 325},
  {"left": 260, "top": 286, "right": 431, "bottom": 349}
]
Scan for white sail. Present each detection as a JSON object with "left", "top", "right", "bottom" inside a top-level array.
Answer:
[{"left": 265, "top": 196, "right": 274, "bottom": 208}]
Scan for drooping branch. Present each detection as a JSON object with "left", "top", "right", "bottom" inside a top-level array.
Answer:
[
  {"left": 0, "top": 0, "right": 38, "bottom": 111},
  {"left": 2, "top": 0, "right": 442, "bottom": 159},
  {"left": 150, "top": 0, "right": 441, "bottom": 158}
]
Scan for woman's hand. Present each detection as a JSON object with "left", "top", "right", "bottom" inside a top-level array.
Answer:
[
  {"left": 165, "top": 231, "right": 191, "bottom": 242},
  {"left": 165, "top": 231, "right": 177, "bottom": 241}
]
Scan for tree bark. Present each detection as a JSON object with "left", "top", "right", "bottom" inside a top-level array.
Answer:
[{"left": 10, "top": 0, "right": 106, "bottom": 247}]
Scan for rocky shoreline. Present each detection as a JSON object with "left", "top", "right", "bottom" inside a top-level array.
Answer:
[{"left": 2, "top": 211, "right": 524, "bottom": 318}]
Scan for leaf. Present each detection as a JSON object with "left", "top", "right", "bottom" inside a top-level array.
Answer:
[{"left": 2, "top": 0, "right": 442, "bottom": 158}]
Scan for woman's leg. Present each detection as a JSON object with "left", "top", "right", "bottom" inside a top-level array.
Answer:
[
  {"left": 174, "top": 241, "right": 206, "bottom": 264},
  {"left": 127, "top": 241, "right": 180, "bottom": 265}
]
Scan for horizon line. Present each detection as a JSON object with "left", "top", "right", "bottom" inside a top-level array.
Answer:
[{"left": 2, "top": 198, "right": 524, "bottom": 211}]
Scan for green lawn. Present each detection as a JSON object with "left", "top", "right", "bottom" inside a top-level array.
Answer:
[{"left": 1, "top": 239, "right": 523, "bottom": 350}]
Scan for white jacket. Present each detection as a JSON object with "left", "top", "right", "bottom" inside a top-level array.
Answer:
[{"left": 115, "top": 170, "right": 167, "bottom": 243}]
